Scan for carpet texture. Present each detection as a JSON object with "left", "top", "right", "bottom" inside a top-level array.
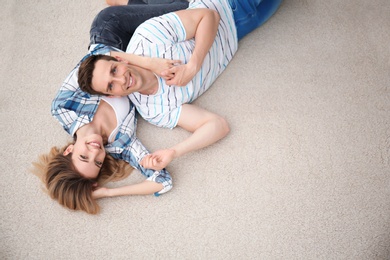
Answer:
[{"left": 1, "top": 0, "right": 389, "bottom": 259}]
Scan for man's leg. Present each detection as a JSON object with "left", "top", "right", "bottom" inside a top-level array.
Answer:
[
  {"left": 229, "top": 0, "right": 283, "bottom": 41},
  {"left": 107, "top": 0, "right": 180, "bottom": 6},
  {"left": 90, "top": 0, "right": 189, "bottom": 51}
]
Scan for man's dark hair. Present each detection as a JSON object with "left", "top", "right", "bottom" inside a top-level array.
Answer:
[{"left": 78, "top": 55, "right": 117, "bottom": 95}]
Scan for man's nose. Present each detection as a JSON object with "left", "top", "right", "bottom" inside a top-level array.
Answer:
[{"left": 113, "top": 75, "right": 126, "bottom": 85}]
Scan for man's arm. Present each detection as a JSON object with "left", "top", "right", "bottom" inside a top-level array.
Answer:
[
  {"left": 173, "top": 104, "right": 229, "bottom": 157},
  {"left": 141, "top": 104, "right": 229, "bottom": 170},
  {"left": 162, "top": 8, "right": 221, "bottom": 86}
]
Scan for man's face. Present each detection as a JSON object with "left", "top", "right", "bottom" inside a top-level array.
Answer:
[{"left": 92, "top": 60, "right": 143, "bottom": 96}]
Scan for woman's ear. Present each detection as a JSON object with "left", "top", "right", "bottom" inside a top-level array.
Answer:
[{"left": 63, "top": 145, "right": 74, "bottom": 156}]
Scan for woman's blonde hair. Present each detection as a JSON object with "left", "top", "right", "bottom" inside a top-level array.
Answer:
[{"left": 31, "top": 143, "right": 132, "bottom": 214}]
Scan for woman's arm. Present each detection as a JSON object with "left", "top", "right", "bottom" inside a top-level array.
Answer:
[
  {"left": 93, "top": 181, "right": 163, "bottom": 199},
  {"left": 119, "top": 132, "right": 173, "bottom": 192},
  {"left": 111, "top": 51, "right": 181, "bottom": 78}
]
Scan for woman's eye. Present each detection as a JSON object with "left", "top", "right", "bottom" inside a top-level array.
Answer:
[
  {"left": 96, "top": 161, "right": 103, "bottom": 167},
  {"left": 108, "top": 83, "right": 113, "bottom": 91},
  {"left": 80, "top": 155, "right": 87, "bottom": 160}
]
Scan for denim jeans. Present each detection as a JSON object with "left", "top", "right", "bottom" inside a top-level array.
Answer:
[
  {"left": 89, "top": 0, "right": 283, "bottom": 50},
  {"left": 89, "top": 0, "right": 189, "bottom": 51},
  {"left": 229, "top": 0, "right": 283, "bottom": 40}
]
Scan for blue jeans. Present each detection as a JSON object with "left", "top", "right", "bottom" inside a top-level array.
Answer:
[
  {"left": 89, "top": 0, "right": 283, "bottom": 50},
  {"left": 89, "top": 0, "right": 189, "bottom": 51},
  {"left": 230, "top": 0, "right": 283, "bottom": 40}
]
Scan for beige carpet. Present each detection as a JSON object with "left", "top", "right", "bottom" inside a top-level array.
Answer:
[{"left": 1, "top": 0, "right": 389, "bottom": 259}]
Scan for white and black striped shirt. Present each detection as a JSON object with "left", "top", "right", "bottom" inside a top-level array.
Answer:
[{"left": 127, "top": 0, "right": 238, "bottom": 128}]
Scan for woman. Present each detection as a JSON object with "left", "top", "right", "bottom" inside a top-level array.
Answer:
[
  {"left": 33, "top": 0, "right": 283, "bottom": 214},
  {"left": 32, "top": 0, "right": 189, "bottom": 214}
]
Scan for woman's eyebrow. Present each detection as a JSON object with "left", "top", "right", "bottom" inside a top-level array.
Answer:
[{"left": 79, "top": 157, "right": 100, "bottom": 169}]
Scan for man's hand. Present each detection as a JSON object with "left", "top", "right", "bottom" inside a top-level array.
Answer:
[
  {"left": 148, "top": 57, "right": 182, "bottom": 78},
  {"left": 140, "top": 149, "right": 176, "bottom": 170},
  {"left": 161, "top": 62, "right": 198, "bottom": 86}
]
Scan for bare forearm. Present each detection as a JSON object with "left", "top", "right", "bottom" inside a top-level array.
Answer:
[
  {"left": 108, "top": 181, "right": 163, "bottom": 197},
  {"left": 189, "top": 10, "right": 220, "bottom": 71},
  {"left": 176, "top": 9, "right": 220, "bottom": 72},
  {"left": 173, "top": 116, "right": 229, "bottom": 158},
  {"left": 110, "top": 51, "right": 151, "bottom": 68}
]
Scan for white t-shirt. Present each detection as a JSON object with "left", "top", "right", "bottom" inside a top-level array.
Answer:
[{"left": 101, "top": 96, "right": 131, "bottom": 143}]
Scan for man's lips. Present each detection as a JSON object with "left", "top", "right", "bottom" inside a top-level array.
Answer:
[{"left": 126, "top": 73, "right": 134, "bottom": 90}]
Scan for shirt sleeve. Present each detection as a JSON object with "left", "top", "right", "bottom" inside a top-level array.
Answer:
[
  {"left": 51, "top": 66, "right": 100, "bottom": 136},
  {"left": 51, "top": 44, "right": 117, "bottom": 136},
  {"left": 108, "top": 136, "right": 173, "bottom": 196},
  {"left": 126, "top": 12, "right": 187, "bottom": 56}
]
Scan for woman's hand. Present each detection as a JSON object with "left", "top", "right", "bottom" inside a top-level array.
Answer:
[
  {"left": 112, "top": 52, "right": 181, "bottom": 78},
  {"left": 148, "top": 57, "right": 182, "bottom": 78},
  {"left": 92, "top": 186, "right": 110, "bottom": 199},
  {"left": 161, "top": 62, "right": 198, "bottom": 87},
  {"left": 140, "top": 149, "right": 176, "bottom": 171}
]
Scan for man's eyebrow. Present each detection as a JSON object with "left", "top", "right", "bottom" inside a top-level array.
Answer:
[{"left": 106, "top": 64, "right": 114, "bottom": 93}]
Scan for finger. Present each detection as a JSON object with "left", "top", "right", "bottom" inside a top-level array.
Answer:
[
  {"left": 162, "top": 66, "right": 177, "bottom": 75},
  {"left": 140, "top": 155, "right": 151, "bottom": 167},
  {"left": 152, "top": 157, "right": 158, "bottom": 166},
  {"left": 161, "top": 73, "right": 174, "bottom": 81},
  {"left": 166, "top": 79, "right": 175, "bottom": 85},
  {"left": 115, "top": 56, "right": 129, "bottom": 64},
  {"left": 172, "top": 60, "right": 181, "bottom": 66}
]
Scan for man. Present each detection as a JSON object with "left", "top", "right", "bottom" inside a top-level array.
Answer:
[{"left": 79, "top": 0, "right": 238, "bottom": 170}]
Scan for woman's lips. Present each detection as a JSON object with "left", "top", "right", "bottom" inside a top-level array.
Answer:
[{"left": 87, "top": 141, "right": 101, "bottom": 149}]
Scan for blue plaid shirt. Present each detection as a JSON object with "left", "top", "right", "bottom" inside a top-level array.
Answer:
[{"left": 51, "top": 45, "right": 172, "bottom": 195}]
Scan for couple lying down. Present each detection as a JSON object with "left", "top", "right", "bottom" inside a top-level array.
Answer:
[{"left": 32, "top": 0, "right": 282, "bottom": 214}]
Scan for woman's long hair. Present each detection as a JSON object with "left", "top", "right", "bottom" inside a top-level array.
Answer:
[{"left": 31, "top": 143, "right": 132, "bottom": 214}]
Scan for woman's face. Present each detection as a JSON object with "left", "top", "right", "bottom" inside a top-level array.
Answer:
[{"left": 63, "top": 134, "right": 106, "bottom": 179}]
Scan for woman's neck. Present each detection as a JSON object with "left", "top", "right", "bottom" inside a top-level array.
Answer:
[{"left": 76, "top": 99, "right": 117, "bottom": 145}]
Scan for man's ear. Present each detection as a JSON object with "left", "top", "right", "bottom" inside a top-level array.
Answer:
[{"left": 63, "top": 145, "right": 74, "bottom": 156}]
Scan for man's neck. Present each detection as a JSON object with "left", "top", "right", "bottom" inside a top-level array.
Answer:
[{"left": 138, "top": 69, "right": 159, "bottom": 95}]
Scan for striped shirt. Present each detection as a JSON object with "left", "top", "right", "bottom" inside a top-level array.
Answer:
[{"left": 126, "top": 0, "right": 238, "bottom": 128}]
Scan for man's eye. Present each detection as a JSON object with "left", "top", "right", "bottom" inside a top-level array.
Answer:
[
  {"left": 108, "top": 84, "right": 113, "bottom": 91},
  {"left": 111, "top": 67, "right": 117, "bottom": 74}
]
